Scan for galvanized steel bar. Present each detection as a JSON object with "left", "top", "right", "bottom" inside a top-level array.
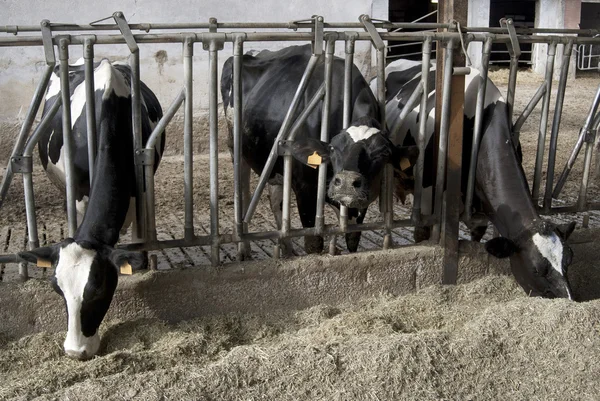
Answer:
[
  {"left": 129, "top": 51, "right": 146, "bottom": 241},
  {"left": 412, "top": 37, "right": 432, "bottom": 224},
  {"left": 554, "top": 84, "right": 600, "bottom": 200},
  {"left": 315, "top": 39, "right": 335, "bottom": 235},
  {"left": 83, "top": 37, "right": 97, "bottom": 185},
  {"left": 513, "top": 83, "right": 546, "bottom": 136},
  {"left": 506, "top": 56, "right": 519, "bottom": 125},
  {"left": 532, "top": 41, "right": 557, "bottom": 202},
  {"left": 232, "top": 35, "right": 248, "bottom": 260},
  {"left": 543, "top": 40, "right": 573, "bottom": 211},
  {"left": 208, "top": 38, "right": 223, "bottom": 266},
  {"left": 144, "top": 89, "right": 185, "bottom": 242},
  {"left": 0, "top": 64, "right": 54, "bottom": 209},
  {"left": 58, "top": 38, "right": 77, "bottom": 237},
  {"left": 244, "top": 54, "right": 320, "bottom": 225},
  {"left": 464, "top": 37, "right": 492, "bottom": 222},
  {"left": 432, "top": 39, "right": 455, "bottom": 242},
  {"left": 183, "top": 36, "right": 195, "bottom": 241}
]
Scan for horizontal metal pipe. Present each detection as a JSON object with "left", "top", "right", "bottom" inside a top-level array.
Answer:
[{"left": 2, "top": 32, "right": 600, "bottom": 47}]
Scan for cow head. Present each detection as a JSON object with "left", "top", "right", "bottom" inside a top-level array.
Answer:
[
  {"left": 485, "top": 221, "right": 576, "bottom": 300},
  {"left": 282, "top": 118, "right": 419, "bottom": 209},
  {"left": 19, "top": 239, "right": 145, "bottom": 360}
]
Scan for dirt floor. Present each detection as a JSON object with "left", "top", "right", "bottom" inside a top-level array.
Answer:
[{"left": 1, "top": 67, "right": 600, "bottom": 399}]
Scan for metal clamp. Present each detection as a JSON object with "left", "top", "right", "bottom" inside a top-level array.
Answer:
[
  {"left": 359, "top": 14, "right": 385, "bottom": 51},
  {"left": 134, "top": 149, "right": 155, "bottom": 166},
  {"left": 277, "top": 140, "right": 294, "bottom": 156},
  {"left": 583, "top": 127, "right": 597, "bottom": 143},
  {"left": 6, "top": 25, "right": 18, "bottom": 35},
  {"left": 209, "top": 17, "right": 218, "bottom": 33},
  {"left": 345, "top": 31, "right": 358, "bottom": 53},
  {"left": 11, "top": 156, "right": 33, "bottom": 174},
  {"left": 202, "top": 33, "right": 225, "bottom": 51},
  {"left": 312, "top": 15, "right": 324, "bottom": 55},
  {"left": 500, "top": 18, "right": 521, "bottom": 59},
  {"left": 113, "top": 11, "right": 139, "bottom": 53},
  {"left": 40, "top": 20, "right": 56, "bottom": 66}
]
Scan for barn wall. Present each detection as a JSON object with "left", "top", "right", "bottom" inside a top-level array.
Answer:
[{"left": 0, "top": 0, "right": 385, "bottom": 159}]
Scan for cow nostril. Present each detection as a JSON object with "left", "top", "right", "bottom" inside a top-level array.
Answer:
[
  {"left": 352, "top": 179, "right": 362, "bottom": 188},
  {"left": 333, "top": 177, "right": 342, "bottom": 187}
]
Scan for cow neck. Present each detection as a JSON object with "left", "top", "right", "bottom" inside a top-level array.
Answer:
[
  {"left": 75, "top": 97, "right": 134, "bottom": 246},
  {"left": 475, "top": 102, "right": 539, "bottom": 242}
]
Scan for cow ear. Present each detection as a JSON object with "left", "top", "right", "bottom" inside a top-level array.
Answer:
[
  {"left": 484, "top": 237, "right": 519, "bottom": 259},
  {"left": 109, "top": 249, "right": 147, "bottom": 274},
  {"left": 18, "top": 245, "right": 59, "bottom": 267},
  {"left": 392, "top": 145, "right": 419, "bottom": 171},
  {"left": 279, "top": 138, "right": 331, "bottom": 168},
  {"left": 556, "top": 221, "right": 576, "bottom": 241}
]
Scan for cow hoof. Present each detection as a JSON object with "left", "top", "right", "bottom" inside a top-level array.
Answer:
[
  {"left": 414, "top": 226, "right": 431, "bottom": 243},
  {"left": 304, "top": 235, "right": 324, "bottom": 254},
  {"left": 345, "top": 232, "right": 361, "bottom": 253}
]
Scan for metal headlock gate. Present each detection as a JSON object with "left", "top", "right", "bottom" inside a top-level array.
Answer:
[{"left": 1, "top": 13, "right": 600, "bottom": 283}]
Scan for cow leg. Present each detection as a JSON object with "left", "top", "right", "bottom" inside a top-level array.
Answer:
[
  {"left": 414, "top": 186, "right": 433, "bottom": 243},
  {"left": 267, "top": 178, "right": 294, "bottom": 257},
  {"left": 345, "top": 208, "right": 367, "bottom": 253},
  {"left": 295, "top": 188, "right": 322, "bottom": 254}
]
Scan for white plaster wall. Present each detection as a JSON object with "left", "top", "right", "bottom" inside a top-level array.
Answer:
[
  {"left": 467, "top": 0, "right": 491, "bottom": 70},
  {"left": 0, "top": 0, "right": 381, "bottom": 123}
]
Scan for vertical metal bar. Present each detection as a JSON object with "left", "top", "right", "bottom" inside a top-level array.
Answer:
[
  {"left": 83, "top": 37, "right": 97, "bottom": 185},
  {"left": 432, "top": 40, "right": 455, "bottom": 242},
  {"left": 130, "top": 50, "right": 146, "bottom": 241},
  {"left": 58, "top": 38, "right": 77, "bottom": 237},
  {"left": 543, "top": 40, "right": 574, "bottom": 211},
  {"left": 532, "top": 41, "right": 556, "bottom": 202},
  {"left": 376, "top": 47, "right": 393, "bottom": 249},
  {"left": 554, "top": 84, "right": 600, "bottom": 199},
  {"left": 0, "top": 65, "right": 54, "bottom": 209},
  {"left": 209, "top": 40, "right": 220, "bottom": 266},
  {"left": 464, "top": 37, "right": 492, "bottom": 222},
  {"left": 506, "top": 56, "right": 519, "bottom": 126},
  {"left": 315, "top": 39, "right": 335, "bottom": 235},
  {"left": 412, "top": 37, "right": 432, "bottom": 224},
  {"left": 244, "top": 55, "right": 320, "bottom": 225},
  {"left": 183, "top": 36, "right": 195, "bottom": 241},
  {"left": 232, "top": 35, "right": 247, "bottom": 261}
]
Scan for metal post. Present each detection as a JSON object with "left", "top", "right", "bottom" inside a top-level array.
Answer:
[
  {"left": 464, "top": 37, "right": 492, "bottom": 222},
  {"left": 315, "top": 39, "right": 335, "bottom": 236},
  {"left": 183, "top": 36, "right": 195, "bottom": 241},
  {"left": 83, "top": 37, "right": 97, "bottom": 185},
  {"left": 432, "top": 39, "right": 455, "bottom": 242},
  {"left": 207, "top": 38, "right": 223, "bottom": 266},
  {"left": 412, "top": 37, "right": 432, "bottom": 224},
  {"left": 232, "top": 35, "right": 248, "bottom": 260},
  {"left": 543, "top": 40, "right": 573, "bottom": 211},
  {"left": 244, "top": 54, "right": 320, "bottom": 225},
  {"left": 0, "top": 65, "right": 54, "bottom": 209},
  {"left": 554, "top": 84, "right": 600, "bottom": 199},
  {"left": 532, "top": 41, "right": 556, "bottom": 202},
  {"left": 130, "top": 50, "right": 146, "bottom": 241},
  {"left": 58, "top": 38, "right": 77, "bottom": 236},
  {"left": 506, "top": 55, "right": 519, "bottom": 126}
]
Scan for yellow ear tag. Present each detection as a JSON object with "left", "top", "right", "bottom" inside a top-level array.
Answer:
[
  {"left": 120, "top": 262, "right": 133, "bottom": 275},
  {"left": 37, "top": 258, "right": 52, "bottom": 268},
  {"left": 307, "top": 151, "right": 322, "bottom": 169},
  {"left": 400, "top": 158, "right": 411, "bottom": 171}
]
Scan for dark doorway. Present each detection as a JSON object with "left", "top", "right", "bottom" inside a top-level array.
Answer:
[
  {"left": 489, "top": 0, "right": 535, "bottom": 65},
  {"left": 387, "top": 0, "right": 438, "bottom": 64}
]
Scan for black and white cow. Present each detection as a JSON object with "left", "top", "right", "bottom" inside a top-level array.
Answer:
[
  {"left": 378, "top": 59, "right": 576, "bottom": 299},
  {"left": 18, "top": 58, "right": 165, "bottom": 359},
  {"left": 221, "top": 45, "right": 418, "bottom": 254}
]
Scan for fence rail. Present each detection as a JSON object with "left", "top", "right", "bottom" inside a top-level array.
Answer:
[{"left": 1, "top": 15, "right": 600, "bottom": 281}]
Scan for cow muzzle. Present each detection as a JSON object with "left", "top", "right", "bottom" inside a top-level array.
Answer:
[
  {"left": 328, "top": 171, "right": 370, "bottom": 208},
  {"left": 64, "top": 331, "right": 100, "bottom": 361}
]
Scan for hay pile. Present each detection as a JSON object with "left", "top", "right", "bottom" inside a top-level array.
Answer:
[{"left": 2, "top": 275, "right": 600, "bottom": 400}]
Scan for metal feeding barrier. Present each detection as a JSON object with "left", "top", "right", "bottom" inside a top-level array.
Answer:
[{"left": 1, "top": 13, "right": 600, "bottom": 282}]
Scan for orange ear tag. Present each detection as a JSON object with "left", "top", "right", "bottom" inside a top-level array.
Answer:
[
  {"left": 307, "top": 151, "right": 322, "bottom": 169},
  {"left": 37, "top": 258, "right": 52, "bottom": 268},
  {"left": 120, "top": 262, "right": 133, "bottom": 275},
  {"left": 400, "top": 158, "right": 411, "bottom": 171}
]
